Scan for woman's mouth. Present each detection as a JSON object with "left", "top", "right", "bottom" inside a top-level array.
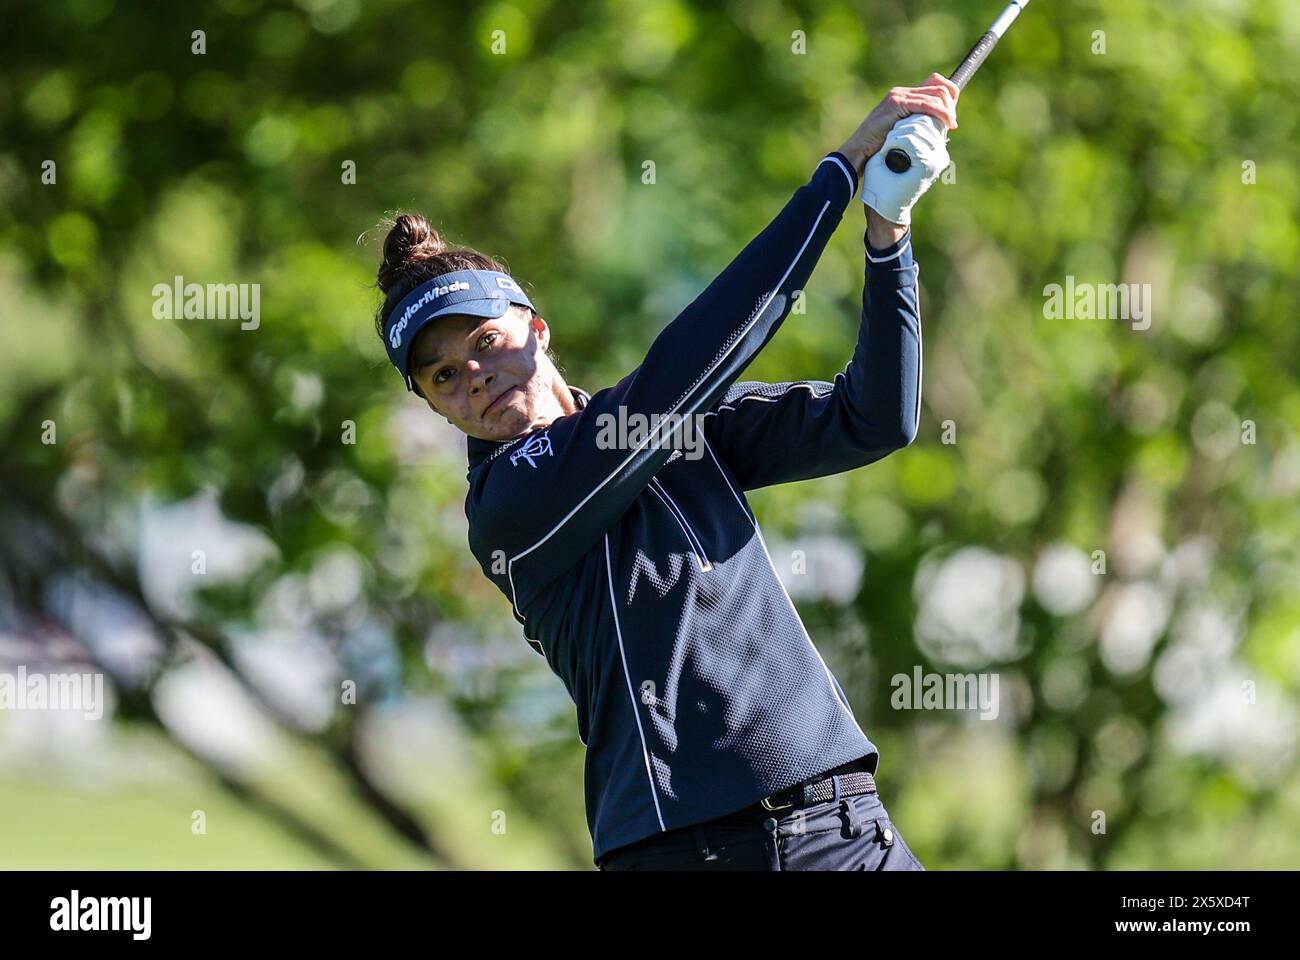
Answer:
[{"left": 484, "top": 386, "right": 517, "bottom": 415}]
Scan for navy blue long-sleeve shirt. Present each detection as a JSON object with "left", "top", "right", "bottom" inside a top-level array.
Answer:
[{"left": 463, "top": 151, "right": 922, "bottom": 863}]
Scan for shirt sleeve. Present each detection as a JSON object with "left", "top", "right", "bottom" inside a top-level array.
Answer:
[
  {"left": 699, "top": 226, "right": 922, "bottom": 491},
  {"left": 467, "top": 152, "right": 860, "bottom": 615}
]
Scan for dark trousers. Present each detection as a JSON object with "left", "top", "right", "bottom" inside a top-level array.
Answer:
[{"left": 596, "top": 773, "right": 925, "bottom": 871}]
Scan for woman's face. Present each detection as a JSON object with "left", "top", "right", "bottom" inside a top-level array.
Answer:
[{"left": 407, "top": 306, "right": 557, "bottom": 442}]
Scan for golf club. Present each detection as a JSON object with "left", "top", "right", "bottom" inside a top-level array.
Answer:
[{"left": 883, "top": 0, "right": 1034, "bottom": 173}]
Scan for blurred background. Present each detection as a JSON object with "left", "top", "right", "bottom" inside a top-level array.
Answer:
[{"left": 2, "top": 0, "right": 1298, "bottom": 870}]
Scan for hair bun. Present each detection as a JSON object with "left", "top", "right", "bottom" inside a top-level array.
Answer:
[
  {"left": 370, "top": 214, "right": 515, "bottom": 348},
  {"left": 377, "top": 213, "right": 446, "bottom": 292}
]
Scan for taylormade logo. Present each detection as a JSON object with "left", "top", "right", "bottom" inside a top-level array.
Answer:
[
  {"left": 594, "top": 407, "right": 707, "bottom": 461},
  {"left": 389, "top": 280, "right": 471, "bottom": 348},
  {"left": 50, "top": 890, "right": 151, "bottom": 940}
]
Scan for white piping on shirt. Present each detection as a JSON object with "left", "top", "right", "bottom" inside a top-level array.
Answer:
[
  {"left": 866, "top": 238, "right": 912, "bottom": 264},
  {"left": 648, "top": 478, "right": 713, "bottom": 572},
  {"left": 604, "top": 533, "right": 668, "bottom": 833},
  {"left": 699, "top": 381, "right": 834, "bottom": 424},
  {"left": 504, "top": 191, "right": 839, "bottom": 623},
  {"left": 699, "top": 367, "right": 920, "bottom": 448},
  {"left": 699, "top": 252, "right": 923, "bottom": 441},
  {"left": 820, "top": 154, "right": 857, "bottom": 199}
]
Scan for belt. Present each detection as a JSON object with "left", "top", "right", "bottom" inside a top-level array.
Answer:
[{"left": 758, "top": 759, "right": 877, "bottom": 812}]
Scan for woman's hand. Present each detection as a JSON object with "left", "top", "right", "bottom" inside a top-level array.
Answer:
[{"left": 837, "top": 73, "right": 960, "bottom": 178}]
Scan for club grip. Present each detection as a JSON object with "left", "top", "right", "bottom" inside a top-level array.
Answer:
[
  {"left": 949, "top": 30, "right": 1001, "bottom": 90},
  {"left": 884, "top": 149, "right": 911, "bottom": 173},
  {"left": 882, "top": 10, "right": 1019, "bottom": 175}
]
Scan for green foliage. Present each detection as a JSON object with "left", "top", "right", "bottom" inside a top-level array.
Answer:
[{"left": 1, "top": 0, "right": 1297, "bottom": 869}]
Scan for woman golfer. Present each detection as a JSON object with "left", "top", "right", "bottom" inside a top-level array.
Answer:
[{"left": 373, "top": 75, "right": 958, "bottom": 870}]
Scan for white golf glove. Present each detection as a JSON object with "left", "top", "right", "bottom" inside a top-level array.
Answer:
[{"left": 861, "top": 114, "right": 952, "bottom": 226}]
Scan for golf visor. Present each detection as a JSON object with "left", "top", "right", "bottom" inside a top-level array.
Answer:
[{"left": 383, "top": 269, "right": 537, "bottom": 392}]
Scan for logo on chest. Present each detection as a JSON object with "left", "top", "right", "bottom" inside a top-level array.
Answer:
[{"left": 510, "top": 430, "right": 554, "bottom": 468}]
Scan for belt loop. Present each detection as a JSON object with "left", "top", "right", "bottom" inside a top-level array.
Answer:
[{"left": 832, "top": 773, "right": 841, "bottom": 804}]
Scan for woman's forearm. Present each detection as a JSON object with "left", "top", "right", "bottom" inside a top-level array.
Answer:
[
  {"left": 835, "top": 137, "right": 872, "bottom": 181},
  {"left": 866, "top": 207, "right": 909, "bottom": 248}
]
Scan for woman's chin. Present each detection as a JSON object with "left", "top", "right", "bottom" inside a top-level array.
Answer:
[{"left": 475, "top": 410, "right": 529, "bottom": 441}]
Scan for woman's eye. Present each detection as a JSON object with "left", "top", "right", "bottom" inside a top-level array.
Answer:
[
  {"left": 479, "top": 332, "right": 498, "bottom": 350},
  {"left": 434, "top": 368, "right": 453, "bottom": 385}
]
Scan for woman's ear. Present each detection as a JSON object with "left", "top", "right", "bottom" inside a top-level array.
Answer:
[{"left": 531, "top": 311, "right": 549, "bottom": 350}]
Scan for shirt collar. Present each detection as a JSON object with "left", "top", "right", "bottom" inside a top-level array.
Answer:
[{"left": 465, "top": 385, "right": 590, "bottom": 472}]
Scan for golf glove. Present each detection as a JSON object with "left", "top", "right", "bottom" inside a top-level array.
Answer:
[{"left": 862, "top": 114, "right": 951, "bottom": 226}]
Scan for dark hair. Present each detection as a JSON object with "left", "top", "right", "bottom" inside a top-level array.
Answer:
[
  {"left": 374, "top": 214, "right": 546, "bottom": 338},
  {"left": 374, "top": 213, "right": 502, "bottom": 330},
  {"left": 372, "top": 214, "right": 561, "bottom": 389}
]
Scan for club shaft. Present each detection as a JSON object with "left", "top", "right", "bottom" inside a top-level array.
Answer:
[
  {"left": 881, "top": 0, "right": 1032, "bottom": 174},
  {"left": 949, "top": 0, "right": 1031, "bottom": 90}
]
